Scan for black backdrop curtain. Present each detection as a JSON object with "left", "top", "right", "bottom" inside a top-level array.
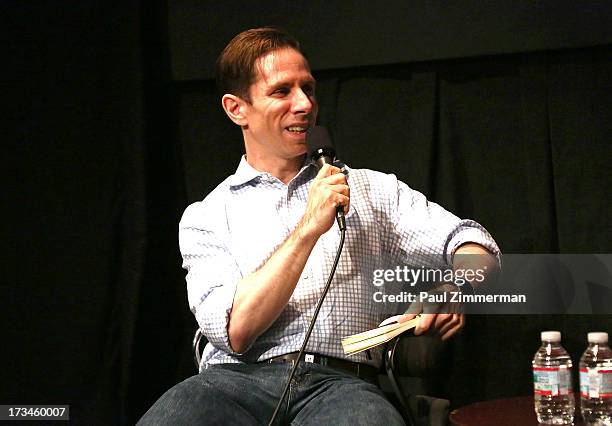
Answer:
[
  {"left": 7, "top": 1, "right": 148, "bottom": 424},
  {"left": 5, "top": 1, "right": 612, "bottom": 424}
]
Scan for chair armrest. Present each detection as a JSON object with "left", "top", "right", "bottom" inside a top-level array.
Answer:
[
  {"left": 386, "top": 333, "right": 450, "bottom": 377},
  {"left": 193, "top": 328, "right": 205, "bottom": 368}
]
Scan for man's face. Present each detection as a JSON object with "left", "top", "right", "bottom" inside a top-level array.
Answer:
[{"left": 242, "top": 48, "right": 318, "bottom": 162}]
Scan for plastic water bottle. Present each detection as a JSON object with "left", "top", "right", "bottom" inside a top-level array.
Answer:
[
  {"left": 580, "top": 332, "right": 612, "bottom": 425},
  {"left": 533, "top": 331, "right": 575, "bottom": 424}
]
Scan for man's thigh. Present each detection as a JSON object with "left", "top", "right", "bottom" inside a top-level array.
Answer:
[
  {"left": 291, "top": 369, "right": 405, "bottom": 426},
  {"left": 137, "top": 364, "right": 287, "bottom": 425}
]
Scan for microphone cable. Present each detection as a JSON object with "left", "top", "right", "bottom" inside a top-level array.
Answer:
[{"left": 267, "top": 227, "right": 346, "bottom": 426}]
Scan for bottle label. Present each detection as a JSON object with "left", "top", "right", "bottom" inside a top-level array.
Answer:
[
  {"left": 533, "top": 366, "right": 572, "bottom": 396},
  {"left": 580, "top": 368, "right": 588, "bottom": 397},
  {"left": 580, "top": 367, "right": 612, "bottom": 398}
]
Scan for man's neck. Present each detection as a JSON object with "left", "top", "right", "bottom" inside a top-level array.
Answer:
[{"left": 244, "top": 152, "right": 306, "bottom": 185}]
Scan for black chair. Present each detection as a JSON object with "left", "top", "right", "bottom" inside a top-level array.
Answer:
[{"left": 193, "top": 329, "right": 450, "bottom": 426}]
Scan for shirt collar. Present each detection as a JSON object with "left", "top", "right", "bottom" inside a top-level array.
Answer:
[
  {"left": 228, "top": 156, "right": 262, "bottom": 188},
  {"left": 228, "top": 155, "right": 316, "bottom": 188}
]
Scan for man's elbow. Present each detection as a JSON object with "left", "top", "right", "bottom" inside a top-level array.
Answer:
[
  {"left": 454, "top": 243, "right": 498, "bottom": 269},
  {"left": 227, "top": 321, "right": 255, "bottom": 354}
]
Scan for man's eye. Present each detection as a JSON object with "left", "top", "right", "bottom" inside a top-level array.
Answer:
[
  {"left": 273, "top": 88, "right": 289, "bottom": 95},
  {"left": 303, "top": 86, "right": 315, "bottom": 96}
]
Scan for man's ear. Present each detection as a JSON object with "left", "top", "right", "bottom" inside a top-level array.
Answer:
[{"left": 221, "top": 94, "right": 248, "bottom": 126}]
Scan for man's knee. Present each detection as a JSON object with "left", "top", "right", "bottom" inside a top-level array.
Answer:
[
  {"left": 137, "top": 375, "right": 206, "bottom": 425},
  {"left": 294, "top": 378, "right": 405, "bottom": 426},
  {"left": 138, "top": 374, "right": 248, "bottom": 425}
]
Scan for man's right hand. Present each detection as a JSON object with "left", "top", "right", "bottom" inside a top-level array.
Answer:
[{"left": 298, "top": 164, "right": 350, "bottom": 238}]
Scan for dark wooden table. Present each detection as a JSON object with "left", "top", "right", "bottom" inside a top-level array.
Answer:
[{"left": 449, "top": 395, "right": 584, "bottom": 426}]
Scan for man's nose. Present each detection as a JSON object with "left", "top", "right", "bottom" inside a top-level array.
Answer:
[{"left": 291, "top": 89, "right": 315, "bottom": 114}]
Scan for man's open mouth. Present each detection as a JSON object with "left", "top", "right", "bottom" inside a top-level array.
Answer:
[{"left": 286, "top": 126, "right": 308, "bottom": 133}]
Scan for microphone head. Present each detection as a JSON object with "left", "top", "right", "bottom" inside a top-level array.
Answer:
[{"left": 306, "top": 126, "right": 336, "bottom": 162}]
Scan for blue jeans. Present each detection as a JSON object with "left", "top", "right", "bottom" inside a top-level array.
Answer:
[{"left": 137, "top": 362, "right": 405, "bottom": 425}]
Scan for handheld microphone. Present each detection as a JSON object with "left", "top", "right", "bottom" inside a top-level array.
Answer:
[{"left": 306, "top": 126, "right": 346, "bottom": 230}]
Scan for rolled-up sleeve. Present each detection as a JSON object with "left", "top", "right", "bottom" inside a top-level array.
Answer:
[
  {"left": 444, "top": 219, "right": 501, "bottom": 265},
  {"left": 179, "top": 202, "right": 241, "bottom": 355},
  {"left": 382, "top": 173, "right": 500, "bottom": 267}
]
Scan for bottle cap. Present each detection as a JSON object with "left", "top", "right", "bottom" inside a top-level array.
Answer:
[
  {"left": 587, "top": 332, "right": 608, "bottom": 344},
  {"left": 541, "top": 331, "right": 561, "bottom": 342}
]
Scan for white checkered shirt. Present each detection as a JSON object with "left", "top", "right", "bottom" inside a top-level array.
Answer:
[{"left": 180, "top": 156, "right": 500, "bottom": 369}]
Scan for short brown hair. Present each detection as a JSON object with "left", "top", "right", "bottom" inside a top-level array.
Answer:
[{"left": 216, "top": 27, "right": 303, "bottom": 102}]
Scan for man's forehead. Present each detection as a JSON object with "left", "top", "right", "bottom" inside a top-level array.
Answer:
[{"left": 253, "top": 48, "right": 314, "bottom": 86}]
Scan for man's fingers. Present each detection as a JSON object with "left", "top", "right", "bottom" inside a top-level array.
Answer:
[
  {"left": 328, "top": 184, "right": 350, "bottom": 199},
  {"left": 440, "top": 314, "right": 465, "bottom": 341},
  {"left": 441, "top": 322, "right": 463, "bottom": 341},
  {"left": 315, "top": 162, "right": 346, "bottom": 185},
  {"left": 315, "top": 164, "right": 342, "bottom": 179},
  {"left": 434, "top": 313, "right": 453, "bottom": 330},
  {"left": 322, "top": 173, "right": 347, "bottom": 187},
  {"left": 437, "top": 314, "right": 458, "bottom": 335},
  {"left": 332, "top": 193, "right": 350, "bottom": 209},
  {"left": 398, "top": 313, "right": 419, "bottom": 323},
  {"left": 414, "top": 313, "right": 465, "bottom": 339},
  {"left": 414, "top": 313, "right": 434, "bottom": 335}
]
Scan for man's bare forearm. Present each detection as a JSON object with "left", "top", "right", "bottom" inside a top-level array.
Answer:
[
  {"left": 452, "top": 242, "right": 499, "bottom": 290},
  {"left": 228, "top": 222, "right": 318, "bottom": 353}
]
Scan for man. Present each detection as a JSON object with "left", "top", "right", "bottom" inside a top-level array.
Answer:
[{"left": 139, "top": 27, "right": 499, "bottom": 425}]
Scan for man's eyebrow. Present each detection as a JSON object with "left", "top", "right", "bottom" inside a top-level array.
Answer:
[
  {"left": 266, "top": 78, "right": 315, "bottom": 92},
  {"left": 267, "top": 80, "right": 290, "bottom": 91}
]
